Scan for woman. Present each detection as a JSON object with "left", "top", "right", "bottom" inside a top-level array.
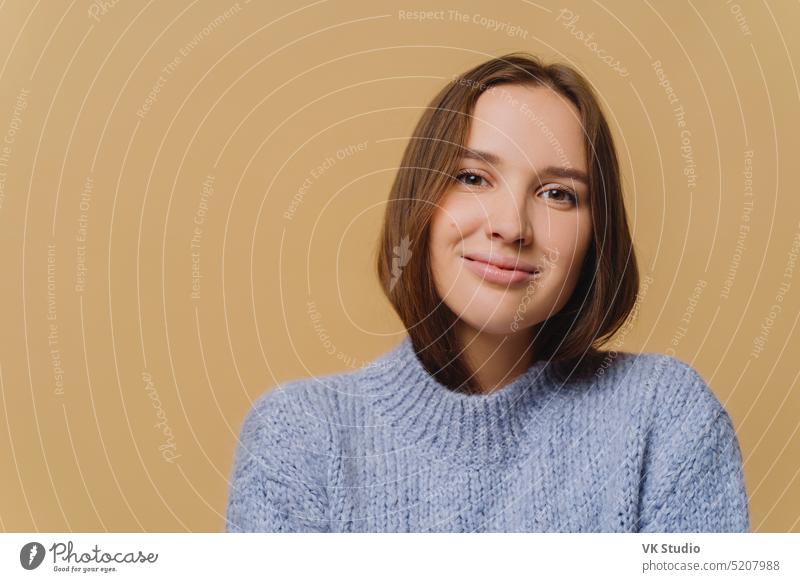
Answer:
[{"left": 225, "top": 53, "right": 750, "bottom": 533}]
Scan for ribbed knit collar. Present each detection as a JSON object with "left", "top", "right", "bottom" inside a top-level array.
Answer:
[{"left": 361, "top": 335, "right": 557, "bottom": 467}]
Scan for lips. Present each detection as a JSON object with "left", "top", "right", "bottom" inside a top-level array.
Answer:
[
  {"left": 462, "top": 252, "right": 540, "bottom": 273},
  {"left": 462, "top": 252, "right": 541, "bottom": 286}
]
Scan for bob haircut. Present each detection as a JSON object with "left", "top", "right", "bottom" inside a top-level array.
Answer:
[{"left": 375, "top": 52, "right": 639, "bottom": 394}]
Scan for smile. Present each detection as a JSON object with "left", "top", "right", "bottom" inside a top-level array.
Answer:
[{"left": 461, "top": 255, "right": 541, "bottom": 287}]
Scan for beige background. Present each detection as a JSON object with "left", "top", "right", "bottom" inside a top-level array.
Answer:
[{"left": 0, "top": 0, "right": 797, "bottom": 532}]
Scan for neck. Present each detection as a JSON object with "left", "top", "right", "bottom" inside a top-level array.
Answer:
[
  {"left": 455, "top": 323, "right": 536, "bottom": 394},
  {"left": 361, "top": 334, "right": 555, "bottom": 466}
]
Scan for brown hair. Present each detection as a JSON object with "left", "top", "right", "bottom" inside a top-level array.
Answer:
[{"left": 375, "top": 52, "right": 639, "bottom": 394}]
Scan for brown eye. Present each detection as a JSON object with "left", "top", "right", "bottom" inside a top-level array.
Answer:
[
  {"left": 540, "top": 186, "right": 577, "bottom": 205},
  {"left": 455, "top": 170, "right": 490, "bottom": 188}
]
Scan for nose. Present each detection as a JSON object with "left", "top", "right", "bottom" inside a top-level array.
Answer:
[{"left": 484, "top": 185, "right": 533, "bottom": 246}]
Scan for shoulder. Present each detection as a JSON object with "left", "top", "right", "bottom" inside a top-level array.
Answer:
[
  {"left": 615, "top": 351, "right": 736, "bottom": 446},
  {"left": 602, "top": 350, "right": 716, "bottom": 397},
  {"left": 595, "top": 349, "right": 697, "bottom": 377},
  {"left": 594, "top": 350, "right": 730, "bottom": 427},
  {"left": 630, "top": 354, "right": 749, "bottom": 531},
  {"left": 639, "top": 351, "right": 725, "bottom": 415},
  {"left": 237, "top": 370, "right": 350, "bottom": 455}
]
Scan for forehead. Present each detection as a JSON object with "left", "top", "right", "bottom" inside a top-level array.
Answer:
[{"left": 466, "top": 84, "right": 587, "bottom": 171}]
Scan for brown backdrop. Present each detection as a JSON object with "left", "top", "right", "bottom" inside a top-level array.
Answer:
[{"left": 0, "top": 0, "right": 797, "bottom": 532}]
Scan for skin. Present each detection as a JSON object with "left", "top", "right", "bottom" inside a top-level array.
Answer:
[{"left": 428, "top": 83, "right": 593, "bottom": 394}]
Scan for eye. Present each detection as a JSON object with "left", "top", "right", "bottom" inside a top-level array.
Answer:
[
  {"left": 539, "top": 185, "right": 578, "bottom": 205},
  {"left": 455, "top": 169, "right": 491, "bottom": 188}
]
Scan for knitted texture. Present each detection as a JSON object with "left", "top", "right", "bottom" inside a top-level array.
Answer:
[{"left": 225, "top": 336, "right": 750, "bottom": 532}]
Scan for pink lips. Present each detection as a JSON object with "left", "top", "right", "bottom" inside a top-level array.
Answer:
[{"left": 462, "top": 252, "right": 541, "bottom": 286}]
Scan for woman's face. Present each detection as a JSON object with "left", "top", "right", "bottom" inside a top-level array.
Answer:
[{"left": 429, "top": 83, "right": 593, "bottom": 337}]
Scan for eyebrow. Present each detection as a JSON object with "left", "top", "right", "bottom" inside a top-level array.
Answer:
[{"left": 460, "top": 147, "right": 589, "bottom": 184}]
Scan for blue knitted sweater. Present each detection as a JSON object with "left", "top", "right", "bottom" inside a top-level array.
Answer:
[{"left": 225, "top": 336, "right": 750, "bottom": 532}]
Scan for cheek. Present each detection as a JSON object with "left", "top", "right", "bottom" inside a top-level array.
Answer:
[
  {"left": 539, "top": 209, "right": 592, "bottom": 260},
  {"left": 429, "top": 196, "right": 485, "bottom": 253},
  {"left": 429, "top": 198, "right": 484, "bottom": 295},
  {"left": 427, "top": 211, "right": 453, "bottom": 283}
]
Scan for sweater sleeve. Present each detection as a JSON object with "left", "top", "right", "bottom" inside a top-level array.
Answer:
[
  {"left": 225, "top": 382, "right": 334, "bottom": 532},
  {"left": 637, "top": 357, "right": 750, "bottom": 533}
]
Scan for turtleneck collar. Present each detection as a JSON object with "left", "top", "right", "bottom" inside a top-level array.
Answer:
[{"left": 360, "top": 335, "right": 558, "bottom": 467}]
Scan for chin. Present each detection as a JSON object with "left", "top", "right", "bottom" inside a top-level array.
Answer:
[{"left": 454, "top": 306, "right": 538, "bottom": 336}]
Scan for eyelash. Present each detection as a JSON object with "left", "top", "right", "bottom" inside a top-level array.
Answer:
[{"left": 454, "top": 169, "right": 578, "bottom": 205}]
